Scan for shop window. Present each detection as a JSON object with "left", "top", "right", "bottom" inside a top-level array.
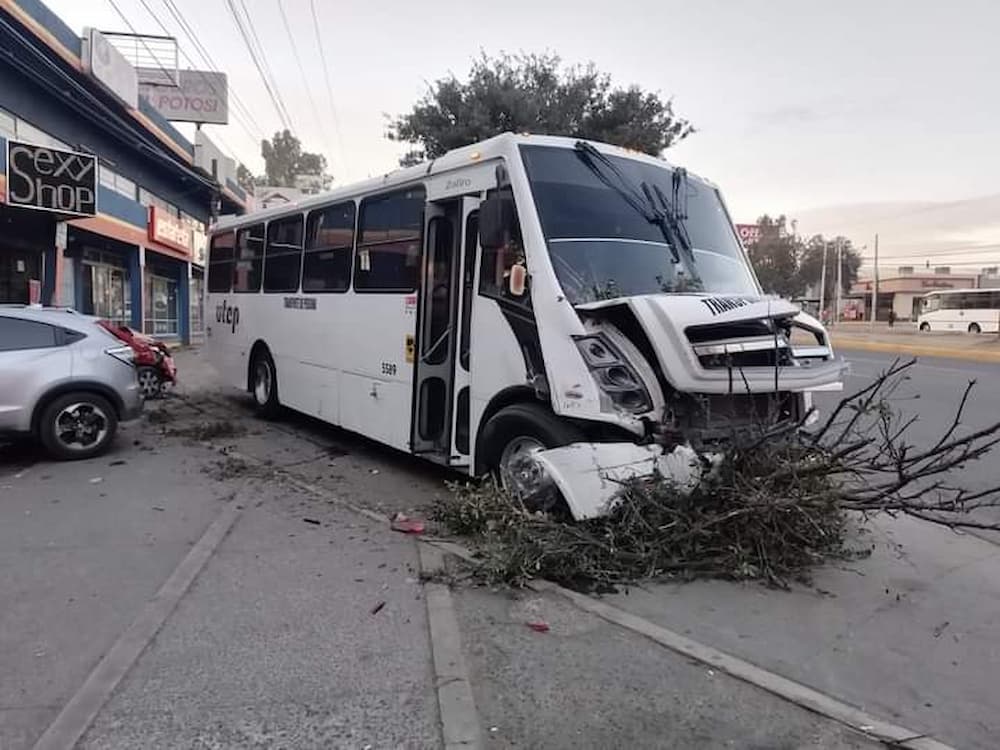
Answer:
[
  {"left": 208, "top": 232, "right": 235, "bottom": 293},
  {"left": 354, "top": 187, "right": 425, "bottom": 292},
  {"left": 0, "top": 318, "right": 57, "bottom": 351},
  {"left": 303, "top": 202, "right": 355, "bottom": 292},
  {"left": 144, "top": 272, "right": 179, "bottom": 336},
  {"left": 263, "top": 215, "right": 304, "bottom": 292},
  {"left": 233, "top": 224, "right": 265, "bottom": 292},
  {"left": 14, "top": 118, "right": 69, "bottom": 150}
]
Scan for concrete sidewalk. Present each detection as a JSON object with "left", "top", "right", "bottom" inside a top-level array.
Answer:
[
  {"left": 597, "top": 516, "right": 1000, "bottom": 749},
  {"left": 76, "top": 478, "right": 439, "bottom": 749}
]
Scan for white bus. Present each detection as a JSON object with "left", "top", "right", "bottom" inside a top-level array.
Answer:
[
  {"left": 204, "top": 134, "right": 844, "bottom": 517},
  {"left": 918, "top": 288, "right": 1000, "bottom": 333}
]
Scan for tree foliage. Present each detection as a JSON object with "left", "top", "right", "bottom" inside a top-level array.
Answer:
[
  {"left": 746, "top": 215, "right": 802, "bottom": 298},
  {"left": 797, "top": 235, "right": 863, "bottom": 304},
  {"left": 260, "top": 130, "right": 331, "bottom": 188},
  {"left": 387, "top": 52, "right": 693, "bottom": 166},
  {"left": 743, "top": 216, "right": 863, "bottom": 306},
  {"left": 236, "top": 163, "right": 256, "bottom": 194}
]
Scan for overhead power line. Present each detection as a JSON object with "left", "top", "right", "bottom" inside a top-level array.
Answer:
[
  {"left": 236, "top": 0, "right": 295, "bottom": 133},
  {"left": 275, "top": 0, "right": 334, "bottom": 168},
  {"left": 308, "top": 0, "right": 348, "bottom": 179},
  {"left": 223, "top": 0, "right": 295, "bottom": 135}
]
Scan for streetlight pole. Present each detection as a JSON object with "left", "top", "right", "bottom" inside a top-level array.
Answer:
[
  {"left": 835, "top": 238, "right": 843, "bottom": 326},
  {"left": 818, "top": 242, "right": 828, "bottom": 321},
  {"left": 870, "top": 233, "right": 879, "bottom": 330}
]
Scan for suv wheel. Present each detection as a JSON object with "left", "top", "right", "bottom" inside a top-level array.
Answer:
[{"left": 38, "top": 392, "right": 118, "bottom": 460}]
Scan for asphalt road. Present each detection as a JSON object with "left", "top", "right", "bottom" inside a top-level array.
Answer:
[{"left": 825, "top": 348, "right": 1000, "bottom": 515}]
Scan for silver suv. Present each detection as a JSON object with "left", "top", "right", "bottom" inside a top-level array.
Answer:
[{"left": 0, "top": 306, "right": 143, "bottom": 460}]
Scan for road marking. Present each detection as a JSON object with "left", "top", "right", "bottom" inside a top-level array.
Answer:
[
  {"left": 419, "top": 544, "right": 484, "bottom": 750},
  {"left": 32, "top": 499, "right": 243, "bottom": 750}
]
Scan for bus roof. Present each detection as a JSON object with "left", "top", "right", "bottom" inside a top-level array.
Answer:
[{"left": 213, "top": 133, "right": 711, "bottom": 233}]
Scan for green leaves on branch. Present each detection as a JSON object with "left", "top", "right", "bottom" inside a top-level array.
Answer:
[{"left": 387, "top": 52, "right": 693, "bottom": 166}]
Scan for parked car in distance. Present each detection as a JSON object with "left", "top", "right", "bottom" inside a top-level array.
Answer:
[
  {"left": 97, "top": 320, "right": 177, "bottom": 399},
  {"left": 0, "top": 306, "right": 143, "bottom": 460}
]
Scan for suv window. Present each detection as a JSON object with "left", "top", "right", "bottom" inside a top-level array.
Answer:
[{"left": 0, "top": 317, "right": 58, "bottom": 351}]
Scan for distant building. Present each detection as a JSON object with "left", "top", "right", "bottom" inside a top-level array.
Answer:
[
  {"left": 852, "top": 267, "right": 981, "bottom": 321},
  {"left": 254, "top": 185, "right": 305, "bottom": 211}
]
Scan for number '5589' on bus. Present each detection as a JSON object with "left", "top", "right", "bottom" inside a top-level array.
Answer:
[{"left": 204, "top": 134, "right": 846, "bottom": 518}]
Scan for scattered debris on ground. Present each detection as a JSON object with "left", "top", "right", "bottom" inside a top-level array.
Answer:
[
  {"left": 146, "top": 409, "right": 174, "bottom": 425},
  {"left": 166, "top": 419, "right": 247, "bottom": 441},
  {"left": 302, "top": 517, "right": 321, "bottom": 526},
  {"left": 391, "top": 513, "right": 426, "bottom": 535},
  {"left": 202, "top": 455, "right": 268, "bottom": 481},
  {"left": 434, "top": 360, "right": 1000, "bottom": 591}
]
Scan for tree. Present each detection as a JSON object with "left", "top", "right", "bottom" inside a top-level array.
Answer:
[
  {"left": 260, "top": 130, "right": 331, "bottom": 188},
  {"left": 236, "top": 163, "right": 256, "bottom": 194},
  {"left": 797, "top": 235, "right": 863, "bottom": 307},
  {"left": 746, "top": 215, "right": 803, "bottom": 298},
  {"left": 387, "top": 52, "right": 693, "bottom": 166}
]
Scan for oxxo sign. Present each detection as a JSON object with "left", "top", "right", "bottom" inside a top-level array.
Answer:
[{"left": 5, "top": 140, "right": 97, "bottom": 216}]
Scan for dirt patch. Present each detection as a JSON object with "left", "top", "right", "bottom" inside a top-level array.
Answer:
[
  {"left": 203, "top": 455, "right": 272, "bottom": 481},
  {"left": 166, "top": 420, "right": 247, "bottom": 441}
]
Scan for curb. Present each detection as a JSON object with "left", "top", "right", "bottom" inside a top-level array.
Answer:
[{"left": 833, "top": 336, "right": 1000, "bottom": 363}]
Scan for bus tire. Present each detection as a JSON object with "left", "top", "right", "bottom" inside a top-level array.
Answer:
[
  {"left": 480, "top": 402, "right": 583, "bottom": 501},
  {"left": 249, "top": 348, "right": 280, "bottom": 418},
  {"left": 968, "top": 322, "right": 981, "bottom": 334},
  {"left": 919, "top": 322, "right": 930, "bottom": 332}
]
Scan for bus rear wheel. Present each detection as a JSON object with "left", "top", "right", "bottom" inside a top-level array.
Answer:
[
  {"left": 480, "top": 403, "right": 583, "bottom": 508},
  {"left": 968, "top": 322, "right": 981, "bottom": 334},
  {"left": 919, "top": 322, "right": 930, "bottom": 332},
  {"left": 250, "top": 348, "right": 280, "bottom": 418}
]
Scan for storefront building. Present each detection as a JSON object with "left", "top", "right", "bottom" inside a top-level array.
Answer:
[{"left": 0, "top": 0, "right": 245, "bottom": 342}]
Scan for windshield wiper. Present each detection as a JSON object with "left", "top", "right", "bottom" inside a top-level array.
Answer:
[
  {"left": 573, "top": 141, "right": 684, "bottom": 264},
  {"left": 650, "top": 179, "right": 695, "bottom": 267}
]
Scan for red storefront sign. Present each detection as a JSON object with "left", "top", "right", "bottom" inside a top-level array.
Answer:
[
  {"left": 148, "top": 206, "right": 191, "bottom": 255},
  {"left": 735, "top": 224, "right": 761, "bottom": 245}
]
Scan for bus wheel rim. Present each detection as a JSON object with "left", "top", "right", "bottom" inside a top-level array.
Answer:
[
  {"left": 254, "top": 361, "right": 272, "bottom": 404},
  {"left": 499, "top": 436, "right": 546, "bottom": 496}
]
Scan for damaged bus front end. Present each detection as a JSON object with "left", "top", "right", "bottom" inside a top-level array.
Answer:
[{"left": 486, "top": 137, "right": 846, "bottom": 519}]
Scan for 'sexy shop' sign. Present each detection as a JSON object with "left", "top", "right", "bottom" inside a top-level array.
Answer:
[{"left": 5, "top": 140, "right": 97, "bottom": 216}]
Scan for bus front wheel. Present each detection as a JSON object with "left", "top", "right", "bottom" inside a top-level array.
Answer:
[
  {"left": 480, "top": 403, "right": 583, "bottom": 505},
  {"left": 250, "top": 348, "right": 280, "bottom": 418},
  {"left": 919, "top": 322, "right": 930, "bottom": 332}
]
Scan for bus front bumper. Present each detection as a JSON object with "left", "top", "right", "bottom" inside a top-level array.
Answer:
[{"left": 522, "top": 442, "right": 711, "bottom": 520}]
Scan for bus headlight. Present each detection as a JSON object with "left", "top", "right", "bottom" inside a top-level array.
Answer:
[{"left": 575, "top": 335, "right": 653, "bottom": 415}]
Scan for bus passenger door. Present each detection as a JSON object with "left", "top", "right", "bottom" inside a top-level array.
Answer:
[{"left": 411, "top": 198, "right": 472, "bottom": 462}]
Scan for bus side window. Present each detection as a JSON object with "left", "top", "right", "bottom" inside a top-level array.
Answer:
[
  {"left": 208, "top": 231, "right": 235, "bottom": 293},
  {"left": 303, "top": 202, "right": 356, "bottom": 293},
  {"left": 460, "top": 211, "right": 478, "bottom": 371},
  {"left": 263, "top": 215, "right": 304, "bottom": 293},
  {"left": 233, "top": 223, "right": 265, "bottom": 293},
  {"left": 355, "top": 187, "right": 426, "bottom": 293}
]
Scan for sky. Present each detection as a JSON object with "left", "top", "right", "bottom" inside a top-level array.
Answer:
[{"left": 44, "top": 0, "right": 1000, "bottom": 269}]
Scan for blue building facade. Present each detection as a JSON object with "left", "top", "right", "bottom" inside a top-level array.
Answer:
[{"left": 0, "top": 0, "right": 246, "bottom": 343}]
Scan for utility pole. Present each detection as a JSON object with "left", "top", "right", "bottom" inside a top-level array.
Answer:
[
  {"left": 870, "top": 233, "right": 879, "bottom": 330},
  {"left": 818, "top": 242, "right": 828, "bottom": 322},
  {"left": 835, "top": 238, "right": 843, "bottom": 326}
]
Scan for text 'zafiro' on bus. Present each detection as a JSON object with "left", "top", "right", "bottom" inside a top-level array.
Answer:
[{"left": 205, "top": 134, "right": 847, "bottom": 519}]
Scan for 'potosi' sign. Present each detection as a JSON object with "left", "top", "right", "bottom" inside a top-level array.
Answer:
[{"left": 5, "top": 140, "right": 97, "bottom": 216}]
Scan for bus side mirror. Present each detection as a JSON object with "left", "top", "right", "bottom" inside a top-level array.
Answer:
[{"left": 479, "top": 196, "right": 516, "bottom": 250}]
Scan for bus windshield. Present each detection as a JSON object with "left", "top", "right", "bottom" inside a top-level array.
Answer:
[{"left": 520, "top": 144, "right": 759, "bottom": 305}]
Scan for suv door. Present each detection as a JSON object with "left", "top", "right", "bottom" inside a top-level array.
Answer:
[{"left": 0, "top": 316, "right": 72, "bottom": 433}]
